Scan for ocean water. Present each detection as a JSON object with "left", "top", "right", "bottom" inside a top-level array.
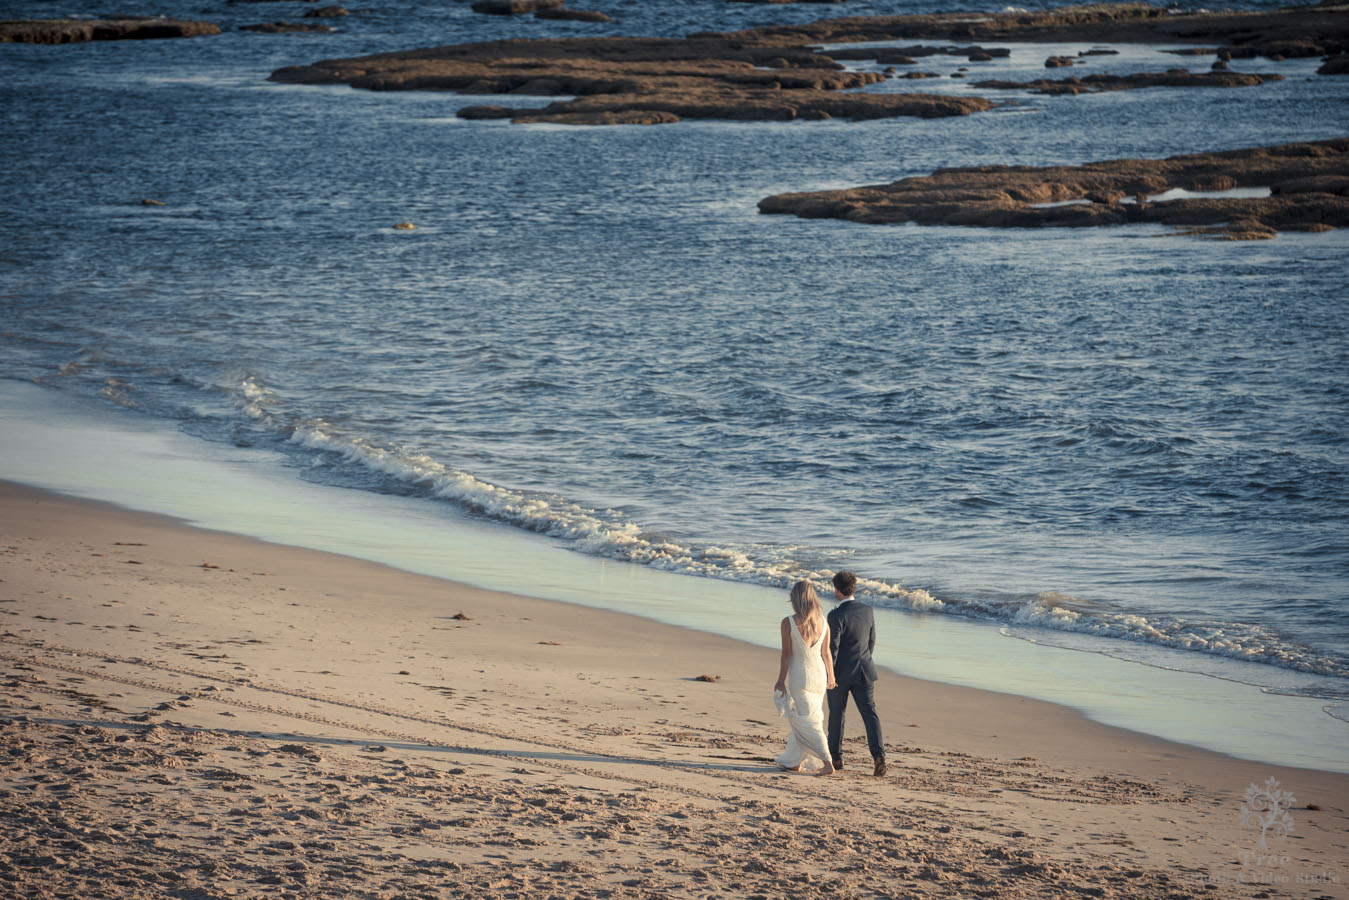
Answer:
[{"left": 2, "top": 0, "right": 1347, "bottom": 728}]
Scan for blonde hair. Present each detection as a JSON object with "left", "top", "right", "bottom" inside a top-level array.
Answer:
[{"left": 790, "top": 581, "right": 823, "bottom": 645}]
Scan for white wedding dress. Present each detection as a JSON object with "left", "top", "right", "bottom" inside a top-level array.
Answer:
[{"left": 774, "top": 618, "right": 831, "bottom": 770}]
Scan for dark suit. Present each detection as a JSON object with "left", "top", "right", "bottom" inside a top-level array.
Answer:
[{"left": 826, "top": 599, "right": 885, "bottom": 762}]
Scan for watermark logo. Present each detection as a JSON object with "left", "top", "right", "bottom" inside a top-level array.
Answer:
[
  {"left": 1239, "top": 776, "right": 1295, "bottom": 850},
  {"left": 1187, "top": 775, "right": 1338, "bottom": 889}
]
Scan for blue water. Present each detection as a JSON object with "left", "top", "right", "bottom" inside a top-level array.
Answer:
[{"left": 2, "top": 2, "right": 1347, "bottom": 709}]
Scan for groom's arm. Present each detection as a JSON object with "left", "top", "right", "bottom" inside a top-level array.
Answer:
[
  {"left": 867, "top": 610, "right": 876, "bottom": 656},
  {"left": 828, "top": 610, "right": 841, "bottom": 660}
]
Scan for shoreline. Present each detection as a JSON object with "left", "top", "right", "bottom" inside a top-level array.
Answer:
[
  {"left": 3, "top": 479, "right": 1346, "bottom": 898},
  {"left": 0, "top": 477, "right": 1328, "bottom": 776},
  {"left": 2, "top": 378, "right": 1347, "bottom": 773}
]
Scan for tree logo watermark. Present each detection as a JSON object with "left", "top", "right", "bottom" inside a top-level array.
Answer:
[
  {"left": 1239, "top": 776, "right": 1295, "bottom": 850},
  {"left": 1187, "top": 776, "right": 1338, "bottom": 890}
]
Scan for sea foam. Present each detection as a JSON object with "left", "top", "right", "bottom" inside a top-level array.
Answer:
[{"left": 232, "top": 377, "right": 1349, "bottom": 684}]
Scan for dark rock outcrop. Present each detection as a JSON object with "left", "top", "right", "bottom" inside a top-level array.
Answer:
[
  {"left": 458, "top": 105, "right": 517, "bottom": 119},
  {"left": 0, "top": 17, "right": 220, "bottom": 43},
  {"left": 304, "top": 6, "right": 349, "bottom": 18},
  {"left": 974, "top": 69, "right": 1283, "bottom": 95},
  {"left": 758, "top": 138, "right": 1349, "bottom": 239},
  {"left": 269, "top": 35, "right": 992, "bottom": 125},
  {"left": 241, "top": 22, "right": 335, "bottom": 33},
  {"left": 1320, "top": 53, "right": 1349, "bottom": 75},
  {"left": 535, "top": 8, "right": 613, "bottom": 22},
  {"left": 1045, "top": 55, "right": 1075, "bottom": 67},
  {"left": 472, "top": 0, "right": 564, "bottom": 14}
]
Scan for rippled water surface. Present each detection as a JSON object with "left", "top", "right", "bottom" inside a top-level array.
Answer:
[{"left": 2, "top": 0, "right": 1347, "bottom": 700}]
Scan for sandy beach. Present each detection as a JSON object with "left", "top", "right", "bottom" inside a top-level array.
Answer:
[{"left": 1, "top": 480, "right": 1344, "bottom": 899}]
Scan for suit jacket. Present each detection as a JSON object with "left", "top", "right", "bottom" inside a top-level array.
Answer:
[{"left": 827, "top": 599, "right": 878, "bottom": 687}]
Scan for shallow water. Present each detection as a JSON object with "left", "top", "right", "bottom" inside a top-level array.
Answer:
[{"left": 1, "top": 1, "right": 1347, "bottom": 715}]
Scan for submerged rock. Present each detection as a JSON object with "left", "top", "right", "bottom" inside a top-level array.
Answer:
[
  {"left": 758, "top": 138, "right": 1349, "bottom": 239},
  {"left": 240, "top": 22, "right": 335, "bottom": 33},
  {"left": 457, "top": 105, "right": 516, "bottom": 119},
  {"left": 471, "top": 0, "right": 564, "bottom": 14},
  {"left": 535, "top": 8, "right": 613, "bottom": 22}
]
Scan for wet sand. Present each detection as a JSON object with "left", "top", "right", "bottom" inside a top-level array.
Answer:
[{"left": 2, "top": 481, "right": 1345, "bottom": 899}]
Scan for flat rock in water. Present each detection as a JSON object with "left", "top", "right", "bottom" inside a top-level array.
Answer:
[
  {"left": 0, "top": 17, "right": 220, "bottom": 43},
  {"left": 974, "top": 69, "right": 1283, "bottom": 95},
  {"left": 758, "top": 138, "right": 1349, "bottom": 239},
  {"left": 826, "top": 45, "right": 1010, "bottom": 63},
  {"left": 270, "top": 34, "right": 990, "bottom": 125}
]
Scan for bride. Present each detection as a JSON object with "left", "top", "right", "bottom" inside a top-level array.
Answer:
[{"left": 773, "top": 581, "right": 837, "bottom": 775}]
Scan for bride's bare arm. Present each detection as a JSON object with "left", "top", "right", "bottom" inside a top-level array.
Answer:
[
  {"left": 821, "top": 625, "right": 837, "bottom": 690},
  {"left": 774, "top": 617, "right": 791, "bottom": 693}
]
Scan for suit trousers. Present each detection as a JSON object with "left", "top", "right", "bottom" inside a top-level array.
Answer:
[{"left": 826, "top": 680, "right": 884, "bottom": 761}]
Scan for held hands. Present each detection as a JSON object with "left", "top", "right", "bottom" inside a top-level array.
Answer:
[
  {"left": 827, "top": 678, "right": 838, "bottom": 690},
  {"left": 773, "top": 680, "right": 786, "bottom": 694}
]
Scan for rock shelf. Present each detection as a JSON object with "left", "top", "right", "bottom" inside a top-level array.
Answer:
[
  {"left": 747, "top": 2, "right": 1348, "bottom": 67},
  {"left": 267, "top": 3, "right": 1346, "bottom": 125},
  {"left": 757, "top": 139, "right": 1349, "bottom": 239},
  {"left": 269, "top": 36, "right": 991, "bottom": 124},
  {"left": 973, "top": 69, "right": 1284, "bottom": 95}
]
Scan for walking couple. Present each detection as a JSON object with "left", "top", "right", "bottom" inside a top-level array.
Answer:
[{"left": 772, "top": 570, "right": 886, "bottom": 777}]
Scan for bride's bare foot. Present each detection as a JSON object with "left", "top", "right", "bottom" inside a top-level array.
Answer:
[
  {"left": 818, "top": 763, "right": 836, "bottom": 776},
  {"left": 778, "top": 764, "right": 802, "bottom": 773}
]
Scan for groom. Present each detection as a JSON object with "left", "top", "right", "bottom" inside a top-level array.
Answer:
[{"left": 826, "top": 571, "right": 886, "bottom": 776}]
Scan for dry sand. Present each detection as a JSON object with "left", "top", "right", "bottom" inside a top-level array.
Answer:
[{"left": 1, "top": 480, "right": 1345, "bottom": 899}]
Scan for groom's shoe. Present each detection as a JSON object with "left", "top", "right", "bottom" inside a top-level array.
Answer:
[
  {"left": 873, "top": 757, "right": 887, "bottom": 777},
  {"left": 831, "top": 758, "right": 843, "bottom": 771}
]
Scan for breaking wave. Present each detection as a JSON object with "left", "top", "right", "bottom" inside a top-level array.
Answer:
[{"left": 231, "top": 376, "right": 1349, "bottom": 684}]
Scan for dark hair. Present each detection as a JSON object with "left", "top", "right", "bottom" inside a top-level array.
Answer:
[{"left": 832, "top": 570, "right": 857, "bottom": 597}]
